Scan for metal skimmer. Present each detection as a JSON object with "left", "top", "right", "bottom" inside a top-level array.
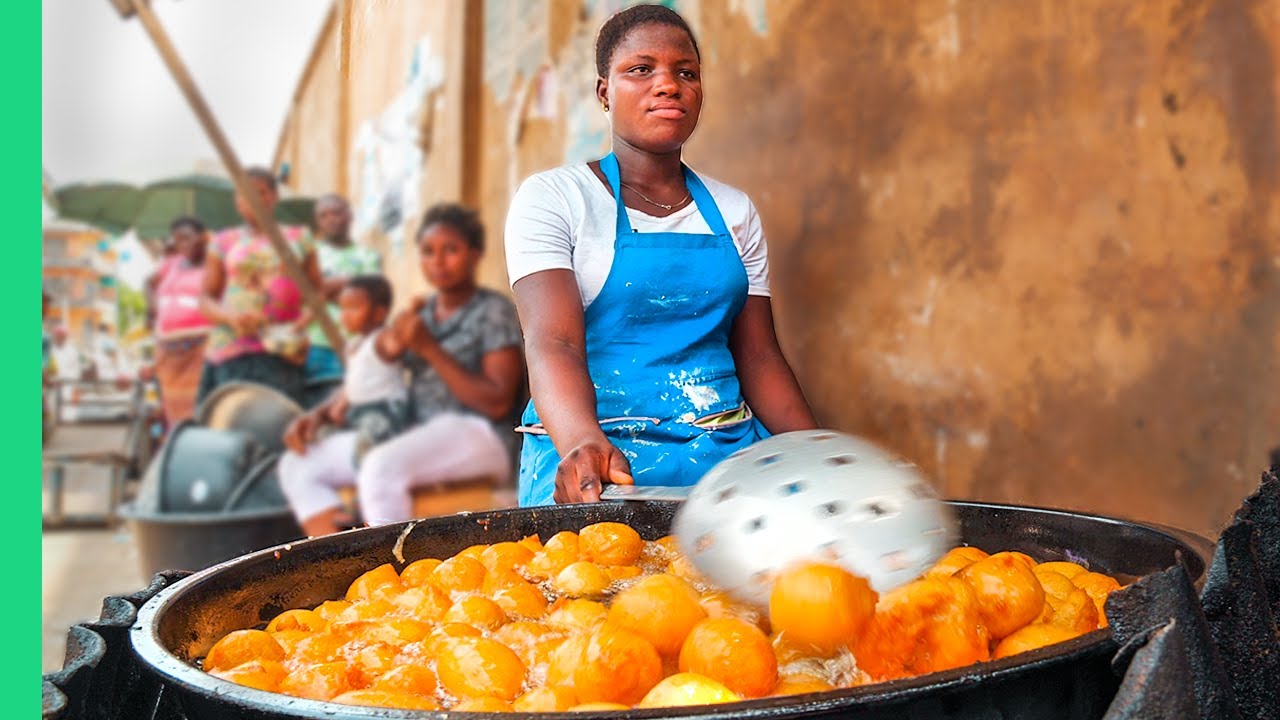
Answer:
[{"left": 672, "top": 430, "right": 958, "bottom": 605}]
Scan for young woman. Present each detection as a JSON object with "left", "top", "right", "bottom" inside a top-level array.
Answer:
[
  {"left": 505, "top": 4, "right": 816, "bottom": 506},
  {"left": 147, "top": 216, "right": 212, "bottom": 425},
  {"left": 198, "top": 167, "right": 323, "bottom": 406},
  {"left": 280, "top": 204, "right": 526, "bottom": 536}
]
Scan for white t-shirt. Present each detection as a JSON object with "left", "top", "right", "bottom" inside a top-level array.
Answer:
[
  {"left": 344, "top": 331, "right": 407, "bottom": 405},
  {"left": 504, "top": 163, "right": 771, "bottom": 308}
]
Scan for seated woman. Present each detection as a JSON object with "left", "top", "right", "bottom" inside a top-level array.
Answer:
[{"left": 278, "top": 204, "right": 526, "bottom": 536}]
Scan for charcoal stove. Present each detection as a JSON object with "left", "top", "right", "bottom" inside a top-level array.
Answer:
[{"left": 43, "top": 468, "right": 1280, "bottom": 720}]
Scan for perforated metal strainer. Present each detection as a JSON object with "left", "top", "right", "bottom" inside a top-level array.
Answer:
[{"left": 671, "top": 430, "right": 958, "bottom": 606}]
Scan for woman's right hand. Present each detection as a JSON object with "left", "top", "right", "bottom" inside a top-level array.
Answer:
[
  {"left": 230, "top": 311, "right": 266, "bottom": 338},
  {"left": 553, "top": 438, "right": 633, "bottom": 504},
  {"left": 283, "top": 410, "right": 326, "bottom": 455}
]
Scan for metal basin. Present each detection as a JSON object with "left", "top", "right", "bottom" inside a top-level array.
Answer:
[{"left": 131, "top": 501, "right": 1214, "bottom": 720}]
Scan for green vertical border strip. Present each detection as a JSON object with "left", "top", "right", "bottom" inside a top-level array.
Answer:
[{"left": 16, "top": 0, "right": 41, "bottom": 712}]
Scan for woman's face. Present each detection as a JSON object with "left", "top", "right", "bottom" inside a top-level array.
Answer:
[
  {"left": 234, "top": 177, "right": 278, "bottom": 226},
  {"left": 418, "top": 223, "right": 480, "bottom": 291},
  {"left": 171, "top": 226, "right": 206, "bottom": 263},
  {"left": 598, "top": 23, "right": 702, "bottom": 154}
]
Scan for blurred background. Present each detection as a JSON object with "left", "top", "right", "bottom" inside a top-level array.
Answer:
[{"left": 41, "top": 0, "right": 1278, "bottom": 670}]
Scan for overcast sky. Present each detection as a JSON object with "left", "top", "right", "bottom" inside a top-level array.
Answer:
[{"left": 43, "top": 0, "right": 332, "bottom": 186}]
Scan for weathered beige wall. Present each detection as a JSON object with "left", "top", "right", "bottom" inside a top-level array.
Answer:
[{"left": 278, "top": 0, "right": 1280, "bottom": 536}]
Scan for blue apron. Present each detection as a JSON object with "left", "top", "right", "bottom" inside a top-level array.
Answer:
[{"left": 517, "top": 153, "right": 770, "bottom": 506}]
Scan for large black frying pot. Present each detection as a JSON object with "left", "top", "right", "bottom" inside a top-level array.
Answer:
[{"left": 132, "top": 501, "right": 1214, "bottom": 720}]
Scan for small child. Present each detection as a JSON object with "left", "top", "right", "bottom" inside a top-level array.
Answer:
[{"left": 329, "top": 275, "right": 409, "bottom": 463}]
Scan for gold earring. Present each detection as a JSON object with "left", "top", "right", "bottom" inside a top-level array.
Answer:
[{"left": 602, "top": 103, "right": 609, "bottom": 112}]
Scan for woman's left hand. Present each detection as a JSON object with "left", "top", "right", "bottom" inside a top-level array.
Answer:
[{"left": 391, "top": 298, "right": 431, "bottom": 348}]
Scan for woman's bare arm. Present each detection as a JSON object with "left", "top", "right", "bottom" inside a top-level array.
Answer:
[
  {"left": 512, "top": 270, "right": 631, "bottom": 502},
  {"left": 729, "top": 296, "right": 818, "bottom": 432}
]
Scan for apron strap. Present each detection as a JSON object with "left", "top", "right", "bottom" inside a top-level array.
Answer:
[{"left": 600, "top": 152, "right": 733, "bottom": 239}]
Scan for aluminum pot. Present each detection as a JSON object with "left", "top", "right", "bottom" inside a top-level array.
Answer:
[{"left": 131, "top": 501, "right": 1214, "bottom": 720}]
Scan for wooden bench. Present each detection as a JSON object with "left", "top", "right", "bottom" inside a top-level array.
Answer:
[{"left": 336, "top": 475, "right": 515, "bottom": 525}]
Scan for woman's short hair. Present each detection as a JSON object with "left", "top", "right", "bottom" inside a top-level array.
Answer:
[
  {"left": 169, "top": 216, "right": 206, "bottom": 234},
  {"left": 595, "top": 4, "right": 700, "bottom": 78},
  {"left": 419, "top": 203, "right": 485, "bottom": 252}
]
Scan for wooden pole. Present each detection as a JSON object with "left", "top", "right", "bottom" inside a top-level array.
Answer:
[
  {"left": 122, "top": 0, "right": 345, "bottom": 357},
  {"left": 337, "top": 0, "right": 353, "bottom": 197}
]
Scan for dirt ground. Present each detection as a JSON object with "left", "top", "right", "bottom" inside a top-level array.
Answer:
[{"left": 41, "top": 424, "right": 146, "bottom": 673}]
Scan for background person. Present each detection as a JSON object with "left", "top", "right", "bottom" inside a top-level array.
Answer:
[
  {"left": 279, "top": 204, "right": 525, "bottom": 536},
  {"left": 146, "top": 216, "right": 212, "bottom": 425},
  {"left": 197, "top": 167, "right": 324, "bottom": 407},
  {"left": 302, "top": 193, "right": 381, "bottom": 402}
]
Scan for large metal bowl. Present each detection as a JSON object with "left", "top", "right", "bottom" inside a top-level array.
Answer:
[{"left": 131, "top": 501, "right": 1214, "bottom": 720}]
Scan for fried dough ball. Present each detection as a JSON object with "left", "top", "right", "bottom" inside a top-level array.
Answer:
[
  {"left": 435, "top": 637, "right": 528, "bottom": 701},
  {"left": 399, "top": 558, "right": 442, "bottom": 587},
  {"left": 458, "top": 544, "right": 490, "bottom": 561},
  {"left": 423, "top": 622, "right": 483, "bottom": 656},
  {"left": 549, "top": 623, "right": 663, "bottom": 705},
  {"left": 513, "top": 686, "right": 578, "bottom": 712},
  {"left": 311, "top": 599, "right": 351, "bottom": 622},
  {"left": 606, "top": 565, "right": 644, "bottom": 582},
  {"left": 609, "top": 574, "right": 708, "bottom": 656},
  {"left": 956, "top": 552, "right": 1046, "bottom": 640},
  {"left": 371, "top": 663, "right": 437, "bottom": 696},
  {"left": 546, "top": 598, "right": 609, "bottom": 632},
  {"left": 491, "top": 621, "right": 561, "bottom": 668},
  {"left": 853, "top": 576, "right": 991, "bottom": 681},
  {"left": 429, "top": 556, "right": 487, "bottom": 595},
  {"left": 518, "top": 533, "right": 544, "bottom": 553},
  {"left": 679, "top": 617, "right": 778, "bottom": 699},
  {"left": 204, "top": 629, "right": 284, "bottom": 672},
  {"left": 994, "top": 623, "right": 1081, "bottom": 659},
  {"left": 771, "top": 672, "right": 835, "bottom": 697},
  {"left": 569, "top": 702, "right": 631, "bottom": 711},
  {"left": 287, "top": 633, "right": 345, "bottom": 668},
  {"left": 356, "top": 617, "right": 433, "bottom": 647},
  {"left": 265, "top": 609, "right": 327, "bottom": 634},
  {"left": 925, "top": 546, "right": 989, "bottom": 578},
  {"left": 1034, "top": 568, "right": 1103, "bottom": 633},
  {"left": 278, "top": 661, "right": 351, "bottom": 700},
  {"left": 554, "top": 561, "right": 613, "bottom": 598},
  {"left": 482, "top": 542, "right": 536, "bottom": 574},
  {"left": 1072, "top": 572, "right": 1122, "bottom": 626},
  {"left": 443, "top": 595, "right": 508, "bottom": 631},
  {"left": 345, "top": 563, "right": 403, "bottom": 602},
  {"left": 545, "top": 530, "right": 581, "bottom": 556},
  {"left": 638, "top": 672, "right": 741, "bottom": 707},
  {"left": 453, "top": 696, "right": 515, "bottom": 712},
  {"left": 1037, "top": 561, "right": 1088, "bottom": 580},
  {"left": 209, "top": 659, "right": 286, "bottom": 692},
  {"left": 341, "top": 639, "right": 399, "bottom": 686},
  {"left": 493, "top": 579, "right": 550, "bottom": 619},
  {"left": 769, "top": 563, "right": 877, "bottom": 654},
  {"left": 579, "top": 522, "right": 644, "bottom": 566},
  {"left": 332, "top": 689, "right": 442, "bottom": 710},
  {"left": 388, "top": 584, "right": 451, "bottom": 623}
]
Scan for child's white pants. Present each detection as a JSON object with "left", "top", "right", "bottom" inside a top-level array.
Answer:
[{"left": 278, "top": 412, "right": 511, "bottom": 526}]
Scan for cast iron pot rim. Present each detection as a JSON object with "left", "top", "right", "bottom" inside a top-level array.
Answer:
[
  {"left": 117, "top": 503, "right": 296, "bottom": 524},
  {"left": 130, "top": 500, "right": 1205, "bottom": 719}
]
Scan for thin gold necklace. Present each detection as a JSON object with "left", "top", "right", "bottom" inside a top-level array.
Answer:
[{"left": 620, "top": 180, "right": 691, "bottom": 211}]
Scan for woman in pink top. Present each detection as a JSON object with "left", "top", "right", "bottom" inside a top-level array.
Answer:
[
  {"left": 198, "top": 167, "right": 323, "bottom": 407},
  {"left": 147, "top": 216, "right": 213, "bottom": 425}
]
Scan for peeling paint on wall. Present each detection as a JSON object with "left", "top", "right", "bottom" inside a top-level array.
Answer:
[
  {"left": 485, "top": 0, "right": 550, "bottom": 102},
  {"left": 352, "top": 36, "right": 444, "bottom": 255}
]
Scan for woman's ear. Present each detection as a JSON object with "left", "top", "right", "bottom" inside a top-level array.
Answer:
[{"left": 595, "top": 77, "right": 609, "bottom": 112}]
